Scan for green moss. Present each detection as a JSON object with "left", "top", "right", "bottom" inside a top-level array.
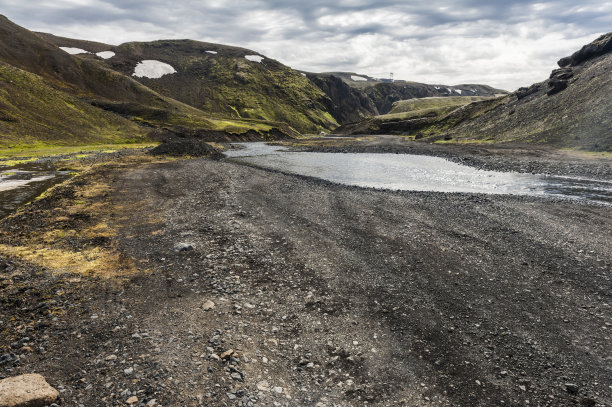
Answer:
[
  {"left": 389, "top": 96, "right": 495, "bottom": 114},
  {"left": 0, "top": 62, "right": 149, "bottom": 147},
  {"left": 0, "top": 143, "right": 159, "bottom": 159}
]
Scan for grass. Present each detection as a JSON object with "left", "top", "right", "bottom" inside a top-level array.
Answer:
[
  {"left": 0, "top": 152, "right": 173, "bottom": 278},
  {"left": 0, "top": 62, "right": 150, "bottom": 147},
  {"left": 388, "top": 96, "right": 496, "bottom": 114},
  {"left": 0, "top": 142, "right": 159, "bottom": 159}
]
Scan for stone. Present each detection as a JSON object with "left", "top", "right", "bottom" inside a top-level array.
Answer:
[
  {"left": 516, "top": 84, "right": 539, "bottom": 100},
  {"left": 547, "top": 78, "right": 568, "bottom": 96},
  {"left": 202, "top": 300, "right": 215, "bottom": 311},
  {"left": 221, "top": 350, "right": 234, "bottom": 360},
  {"left": 174, "top": 242, "right": 195, "bottom": 252},
  {"left": 126, "top": 396, "right": 138, "bottom": 404},
  {"left": 565, "top": 383, "right": 579, "bottom": 394},
  {"left": 0, "top": 374, "right": 59, "bottom": 407},
  {"left": 257, "top": 381, "right": 270, "bottom": 391},
  {"left": 0, "top": 353, "right": 16, "bottom": 366}
]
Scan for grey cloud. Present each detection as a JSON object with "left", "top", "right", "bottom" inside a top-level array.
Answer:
[{"left": 0, "top": 0, "right": 610, "bottom": 89}]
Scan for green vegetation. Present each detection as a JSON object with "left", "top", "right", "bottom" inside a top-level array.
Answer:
[
  {"left": 107, "top": 41, "right": 338, "bottom": 133},
  {"left": 388, "top": 96, "right": 495, "bottom": 115},
  {"left": 0, "top": 143, "right": 158, "bottom": 159},
  {"left": 0, "top": 63, "right": 148, "bottom": 147}
]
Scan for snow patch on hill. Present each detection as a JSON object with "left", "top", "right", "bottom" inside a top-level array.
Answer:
[
  {"left": 206, "top": 51, "right": 218, "bottom": 54},
  {"left": 133, "top": 60, "right": 177, "bottom": 79},
  {"left": 245, "top": 55, "right": 264, "bottom": 63},
  {"left": 351, "top": 75, "right": 367, "bottom": 82},
  {"left": 96, "top": 51, "right": 115, "bottom": 59},
  {"left": 60, "top": 47, "right": 89, "bottom": 55}
]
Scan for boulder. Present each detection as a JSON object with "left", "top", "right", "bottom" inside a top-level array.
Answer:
[
  {"left": 515, "top": 84, "right": 540, "bottom": 100},
  {"left": 0, "top": 374, "right": 59, "bottom": 407}
]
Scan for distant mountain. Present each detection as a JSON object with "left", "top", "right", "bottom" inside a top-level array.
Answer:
[
  {"left": 306, "top": 71, "right": 505, "bottom": 123},
  {"left": 335, "top": 33, "right": 612, "bottom": 151}
]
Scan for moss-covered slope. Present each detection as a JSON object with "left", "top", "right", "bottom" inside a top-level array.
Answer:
[
  {"left": 0, "top": 62, "right": 147, "bottom": 147},
  {"left": 59, "top": 39, "right": 338, "bottom": 133},
  {"left": 388, "top": 96, "right": 498, "bottom": 115},
  {"left": 0, "top": 16, "right": 299, "bottom": 143}
]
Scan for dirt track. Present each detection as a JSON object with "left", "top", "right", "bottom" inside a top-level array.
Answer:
[{"left": 1, "top": 143, "right": 611, "bottom": 406}]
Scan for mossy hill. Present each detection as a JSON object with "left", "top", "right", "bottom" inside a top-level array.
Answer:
[
  {"left": 334, "top": 96, "right": 503, "bottom": 135},
  {"left": 0, "top": 16, "right": 299, "bottom": 149},
  {"left": 0, "top": 62, "right": 146, "bottom": 148},
  {"left": 335, "top": 33, "right": 612, "bottom": 151},
  {"left": 40, "top": 35, "right": 338, "bottom": 134}
]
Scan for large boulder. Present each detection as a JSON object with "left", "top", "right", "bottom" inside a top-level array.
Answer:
[{"left": 0, "top": 374, "right": 59, "bottom": 407}]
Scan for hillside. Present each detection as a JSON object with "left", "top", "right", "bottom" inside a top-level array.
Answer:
[
  {"left": 314, "top": 72, "right": 505, "bottom": 114},
  {"left": 335, "top": 33, "right": 612, "bottom": 151},
  {"left": 0, "top": 62, "right": 146, "bottom": 147},
  {"left": 40, "top": 34, "right": 338, "bottom": 133},
  {"left": 304, "top": 73, "right": 379, "bottom": 124},
  {"left": 333, "top": 95, "right": 504, "bottom": 135},
  {"left": 387, "top": 96, "right": 498, "bottom": 115},
  {"left": 0, "top": 15, "right": 299, "bottom": 148},
  {"left": 414, "top": 32, "right": 612, "bottom": 150}
]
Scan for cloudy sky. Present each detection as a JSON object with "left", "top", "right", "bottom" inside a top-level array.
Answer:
[{"left": 2, "top": 0, "right": 611, "bottom": 90}]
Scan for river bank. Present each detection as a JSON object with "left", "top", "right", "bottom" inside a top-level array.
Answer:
[{"left": 1, "top": 143, "right": 611, "bottom": 406}]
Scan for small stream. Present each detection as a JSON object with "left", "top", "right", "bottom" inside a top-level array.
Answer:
[
  {"left": 225, "top": 143, "right": 612, "bottom": 205},
  {"left": 0, "top": 161, "right": 71, "bottom": 218}
]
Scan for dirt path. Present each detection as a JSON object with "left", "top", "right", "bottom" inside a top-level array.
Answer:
[{"left": 1, "top": 151, "right": 611, "bottom": 406}]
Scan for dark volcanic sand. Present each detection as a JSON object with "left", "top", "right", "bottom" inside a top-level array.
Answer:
[{"left": 1, "top": 142, "right": 611, "bottom": 406}]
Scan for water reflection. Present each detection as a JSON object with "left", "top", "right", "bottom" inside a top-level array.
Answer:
[
  {"left": 225, "top": 143, "right": 612, "bottom": 205},
  {"left": 0, "top": 162, "right": 71, "bottom": 218}
]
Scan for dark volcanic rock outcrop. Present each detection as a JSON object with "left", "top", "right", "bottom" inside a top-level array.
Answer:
[
  {"left": 558, "top": 32, "right": 612, "bottom": 67},
  {"left": 305, "top": 73, "right": 379, "bottom": 124}
]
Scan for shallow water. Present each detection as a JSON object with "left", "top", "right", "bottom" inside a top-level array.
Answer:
[
  {"left": 0, "top": 162, "right": 71, "bottom": 218},
  {"left": 225, "top": 143, "right": 612, "bottom": 205}
]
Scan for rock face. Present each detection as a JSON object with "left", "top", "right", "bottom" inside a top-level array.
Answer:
[
  {"left": 0, "top": 374, "right": 59, "bottom": 407},
  {"left": 558, "top": 32, "right": 612, "bottom": 67},
  {"left": 305, "top": 73, "right": 379, "bottom": 124}
]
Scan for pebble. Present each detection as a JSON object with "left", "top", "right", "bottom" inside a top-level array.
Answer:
[
  {"left": 565, "top": 383, "right": 579, "bottom": 394},
  {"left": 202, "top": 300, "right": 215, "bottom": 311},
  {"left": 126, "top": 395, "right": 138, "bottom": 404},
  {"left": 174, "top": 242, "right": 195, "bottom": 251}
]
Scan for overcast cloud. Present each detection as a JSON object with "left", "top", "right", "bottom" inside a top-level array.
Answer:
[{"left": 1, "top": 0, "right": 611, "bottom": 90}]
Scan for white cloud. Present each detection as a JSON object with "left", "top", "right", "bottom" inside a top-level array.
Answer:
[{"left": 2, "top": 0, "right": 610, "bottom": 90}]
